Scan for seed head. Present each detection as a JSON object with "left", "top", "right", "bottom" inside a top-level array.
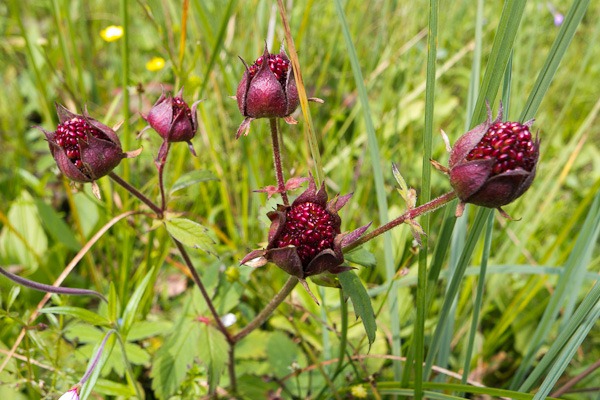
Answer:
[
  {"left": 37, "top": 104, "right": 139, "bottom": 192},
  {"left": 235, "top": 43, "right": 299, "bottom": 138},
  {"left": 448, "top": 102, "right": 539, "bottom": 215}
]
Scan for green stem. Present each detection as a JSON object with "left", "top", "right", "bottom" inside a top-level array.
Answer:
[
  {"left": 233, "top": 276, "right": 298, "bottom": 342},
  {"left": 120, "top": 0, "right": 131, "bottom": 181},
  {"left": 344, "top": 191, "right": 457, "bottom": 252}
]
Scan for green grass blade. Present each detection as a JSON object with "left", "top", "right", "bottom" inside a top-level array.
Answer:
[
  {"left": 517, "top": 192, "right": 600, "bottom": 390},
  {"left": 333, "top": 0, "right": 399, "bottom": 378},
  {"left": 472, "top": 0, "right": 526, "bottom": 124},
  {"left": 415, "top": 1, "right": 438, "bottom": 397},
  {"left": 524, "top": 281, "right": 600, "bottom": 396},
  {"left": 519, "top": 0, "right": 591, "bottom": 121},
  {"left": 424, "top": 208, "right": 492, "bottom": 377},
  {"left": 461, "top": 211, "right": 493, "bottom": 387}
]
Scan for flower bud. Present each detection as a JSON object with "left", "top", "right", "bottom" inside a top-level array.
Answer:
[
  {"left": 448, "top": 102, "right": 539, "bottom": 216},
  {"left": 240, "top": 176, "right": 370, "bottom": 283},
  {"left": 38, "top": 104, "right": 138, "bottom": 187},
  {"left": 235, "top": 44, "right": 299, "bottom": 138},
  {"left": 144, "top": 88, "right": 200, "bottom": 156}
]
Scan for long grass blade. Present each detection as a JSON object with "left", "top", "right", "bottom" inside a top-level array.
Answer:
[{"left": 333, "top": 0, "right": 400, "bottom": 378}]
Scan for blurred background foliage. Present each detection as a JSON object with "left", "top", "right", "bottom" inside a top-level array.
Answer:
[{"left": 0, "top": 0, "right": 599, "bottom": 398}]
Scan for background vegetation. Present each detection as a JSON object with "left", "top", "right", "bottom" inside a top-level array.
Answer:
[{"left": 0, "top": 0, "right": 599, "bottom": 398}]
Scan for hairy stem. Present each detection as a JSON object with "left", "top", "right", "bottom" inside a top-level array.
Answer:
[
  {"left": 344, "top": 191, "right": 457, "bottom": 252},
  {"left": 108, "top": 172, "right": 163, "bottom": 217},
  {"left": 233, "top": 276, "right": 298, "bottom": 342},
  {"left": 172, "top": 238, "right": 233, "bottom": 343},
  {"left": 270, "top": 118, "right": 289, "bottom": 205}
]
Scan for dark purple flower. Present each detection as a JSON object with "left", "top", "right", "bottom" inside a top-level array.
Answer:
[
  {"left": 448, "top": 102, "right": 539, "bottom": 216},
  {"left": 235, "top": 44, "right": 299, "bottom": 138},
  {"left": 144, "top": 88, "right": 200, "bottom": 156},
  {"left": 38, "top": 104, "right": 139, "bottom": 192},
  {"left": 241, "top": 176, "right": 370, "bottom": 294}
]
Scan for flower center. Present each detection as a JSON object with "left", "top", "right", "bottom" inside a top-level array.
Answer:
[
  {"left": 248, "top": 54, "right": 290, "bottom": 84},
  {"left": 466, "top": 121, "right": 537, "bottom": 175},
  {"left": 276, "top": 202, "right": 337, "bottom": 266},
  {"left": 54, "top": 118, "right": 107, "bottom": 170},
  {"left": 173, "top": 97, "right": 192, "bottom": 121}
]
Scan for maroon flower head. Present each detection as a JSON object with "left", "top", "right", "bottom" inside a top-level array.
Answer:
[
  {"left": 235, "top": 43, "right": 300, "bottom": 138},
  {"left": 240, "top": 176, "right": 370, "bottom": 282},
  {"left": 448, "top": 102, "right": 539, "bottom": 216},
  {"left": 144, "top": 88, "right": 201, "bottom": 156},
  {"left": 38, "top": 104, "right": 138, "bottom": 188}
]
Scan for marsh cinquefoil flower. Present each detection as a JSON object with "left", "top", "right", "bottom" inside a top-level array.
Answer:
[
  {"left": 235, "top": 44, "right": 300, "bottom": 138},
  {"left": 448, "top": 103, "right": 539, "bottom": 217},
  {"left": 38, "top": 104, "right": 139, "bottom": 196},
  {"left": 241, "top": 177, "right": 370, "bottom": 299},
  {"left": 143, "top": 88, "right": 200, "bottom": 156}
]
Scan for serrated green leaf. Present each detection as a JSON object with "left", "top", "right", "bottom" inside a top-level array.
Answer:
[
  {"left": 198, "top": 324, "right": 228, "bottom": 391},
  {"left": 93, "top": 378, "right": 135, "bottom": 397},
  {"left": 344, "top": 248, "right": 376, "bottom": 268},
  {"left": 165, "top": 217, "right": 217, "bottom": 255},
  {"left": 339, "top": 270, "right": 377, "bottom": 346},
  {"left": 150, "top": 300, "right": 199, "bottom": 400},
  {"left": 39, "top": 306, "right": 111, "bottom": 327},
  {"left": 169, "top": 170, "right": 218, "bottom": 195},
  {"left": 34, "top": 199, "right": 80, "bottom": 251},
  {"left": 265, "top": 330, "right": 301, "bottom": 378}
]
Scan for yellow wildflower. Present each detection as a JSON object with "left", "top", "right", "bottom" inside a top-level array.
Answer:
[
  {"left": 351, "top": 385, "right": 368, "bottom": 398},
  {"left": 146, "top": 57, "right": 166, "bottom": 72},
  {"left": 100, "top": 25, "right": 124, "bottom": 42}
]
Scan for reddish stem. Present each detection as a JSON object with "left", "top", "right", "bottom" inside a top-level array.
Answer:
[
  {"left": 344, "top": 191, "right": 457, "bottom": 252},
  {"left": 270, "top": 118, "right": 289, "bottom": 205}
]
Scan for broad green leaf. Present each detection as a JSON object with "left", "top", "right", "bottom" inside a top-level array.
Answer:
[
  {"left": 198, "top": 324, "right": 228, "bottom": 391},
  {"left": 339, "top": 270, "right": 377, "bottom": 346},
  {"left": 0, "top": 190, "right": 47, "bottom": 272},
  {"left": 92, "top": 379, "right": 135, "bottom": 397},
  {"left": 344, "top": 247, "right": 376, "bottom": 268},
  {"left": 127, "top": 320, "right": 173, "bottom": 341},
  {"left": 151, "top": 299, "right": 199, "bottom": 400},
  {"left": 34, "top": 199, "right": 80, "bottom": 251},
  {"left": 121, "top": 267, "right": 155, "bottom": 337},
  {"left": 40, "top": 306, "right": 111, "bottom": 327},
  {"left": 169, "top": 170, "right": 218, "bottom": 195},
  {"left": 265, "top": 331, "right": 301, "bottom": 378},
  {"left": 164, "top": 217, "right": 217, "bottom": 255}
]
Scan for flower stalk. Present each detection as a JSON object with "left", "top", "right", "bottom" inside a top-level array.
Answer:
[
  {"left": 343, "top": 191, "right": 458, "bottom": 252},
  {"left": 269, "top": 118, "right": 289, "bottom": 205}
]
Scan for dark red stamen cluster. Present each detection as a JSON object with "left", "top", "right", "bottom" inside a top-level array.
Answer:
[
  {"left": 276, "top": 202, "right": 336, "bottom": 265},
  {"left": 54, "top": 118, "right": 107, "bottom": 170},
  {"left": 466, "top": 121, "right": 536, "bottom": 175},
  {"left": 173, "top": 97, "right": 192, "bottom": 121},
  {"left": 248, "top": 54, "right": 290, "bottom": 83}
]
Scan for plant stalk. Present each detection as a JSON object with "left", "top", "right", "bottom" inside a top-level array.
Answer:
[
  {"left": 108, "top": 172, "right": 163, "bottom": 217},
  {"left": 344, "top": 191, "right": 457, "bottom": 252},
  {"left": 269, "top": 118, "right": 289, "bottom": 205},
  {"left": 172, "top": 239, "right": 233, "bottom": 343},
  {"left": 233, "top": 276, "right": 298, "bottom": 342}
]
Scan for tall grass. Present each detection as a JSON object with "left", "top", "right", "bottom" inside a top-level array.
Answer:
[{"left": 0, "top": 0, "right": 599, "bottom": 398}]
